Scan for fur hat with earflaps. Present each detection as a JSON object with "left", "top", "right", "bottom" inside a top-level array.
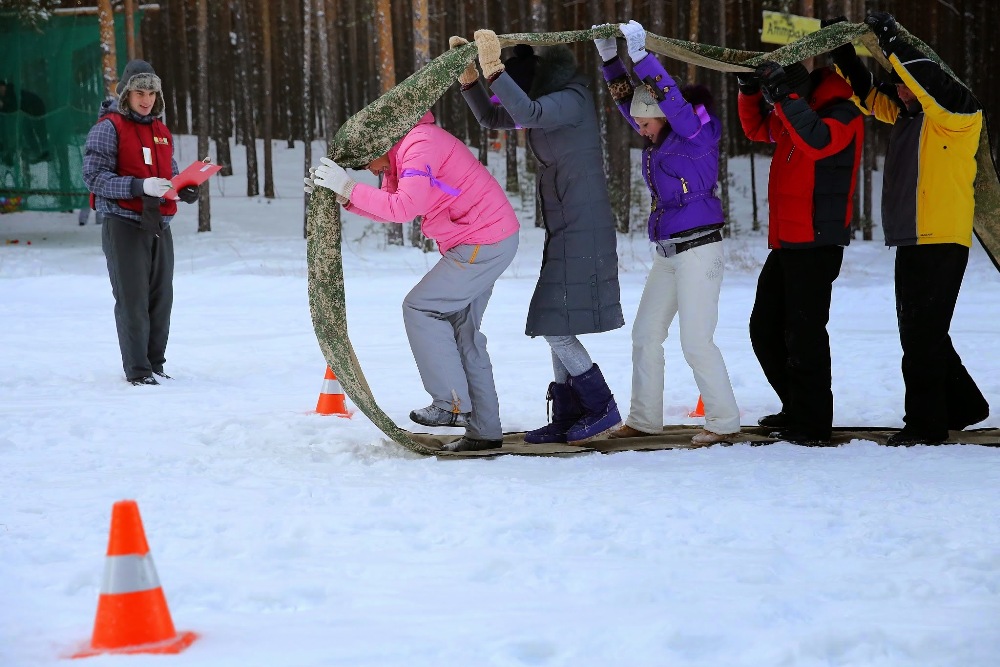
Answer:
[{"left": 117, "top": 59, "right": 164, "bottom": 117}]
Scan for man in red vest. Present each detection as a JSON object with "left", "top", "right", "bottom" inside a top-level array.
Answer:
[{"left": 83, "top": 60, "right": 199, "bottom": 386}]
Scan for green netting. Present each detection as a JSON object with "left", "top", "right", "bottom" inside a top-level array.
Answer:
[
  {"left": 310, "top": 22, "right": 998, "bottom": 456},
  {"left": 0, "top": 13, "right": 136, "bottom": 213}
]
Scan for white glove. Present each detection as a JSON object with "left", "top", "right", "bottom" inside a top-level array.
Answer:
[
  {"left": 303, "top": 166, "right": 318, "bottom": 194},
  {"left": 620, "top": 20, "right": 647, "bottom": 62},
  {"left": 592, "top": 24, "right": 618, "bottom": 62},
  {"left": 142, "top": 177, "right": 172, "bottom": 198},
  {"left": 312, "top": 157, "right": 356, "bottom": 199}
]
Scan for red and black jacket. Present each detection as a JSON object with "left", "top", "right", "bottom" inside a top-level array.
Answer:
[{"left": 738, "top": 67, "right": 864, "bottom": 249}]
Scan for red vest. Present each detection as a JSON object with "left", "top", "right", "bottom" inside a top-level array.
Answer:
[{"left": 99, "top": 113, "right": 177, "bottom": 217}]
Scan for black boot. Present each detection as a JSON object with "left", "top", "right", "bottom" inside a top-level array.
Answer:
[
  {"left": 524, "top": 382, "right": 583, "bottom": 444},
  {"left": 566, "top": 364, "right": 622, "bottom": 444}
]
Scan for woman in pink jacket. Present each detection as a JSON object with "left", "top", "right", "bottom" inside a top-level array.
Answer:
[{"left": 305, "top": 112, "right": 520, "bottom": 452}]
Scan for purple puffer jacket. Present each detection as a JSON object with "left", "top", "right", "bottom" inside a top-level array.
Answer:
[{"left": 603, "top": 55, "right": 724, "bottom": 240}]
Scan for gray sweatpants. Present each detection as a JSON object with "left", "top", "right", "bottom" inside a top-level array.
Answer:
[
  {"left": 402, "top": 233, "right": 518, "bottom": 439},
  {"left": 101, "top": 214, "right": 174, "bottom": 380}
]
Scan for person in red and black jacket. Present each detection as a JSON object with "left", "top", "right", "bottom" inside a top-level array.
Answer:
[
  {"left": 83, "top": 60, "right": 198, "bottom": 387},
  {"left": 737, "top": 61, "right": 864, "bottom": 444}
]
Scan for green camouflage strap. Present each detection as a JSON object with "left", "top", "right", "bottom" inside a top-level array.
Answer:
[{"left": 307, "top": 22, "right": 1000, "bottom": 456}]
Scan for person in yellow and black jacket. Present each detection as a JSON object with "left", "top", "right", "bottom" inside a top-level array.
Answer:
[{"left": 830, "top": 12, "right": 990, "bottom": 445}]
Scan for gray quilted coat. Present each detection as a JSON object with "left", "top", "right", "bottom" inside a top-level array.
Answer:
[{"left": 462, "top": 46, "right": 624, "bottom": 337}]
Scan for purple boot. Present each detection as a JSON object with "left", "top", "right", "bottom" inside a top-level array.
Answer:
[
  {"left": 566, "top": 364, "right": 622, "bottom": 444},
  {"left": 524, "top": 382, "right": 583, "bottom": 444}
]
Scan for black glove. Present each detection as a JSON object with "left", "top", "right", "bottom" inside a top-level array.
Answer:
[
  {"left": 823, "top": 16, "right": 859, "bottom": 64},
  {"left": 865, "top": 11, "right": 898, "bottom": 52},
  {"left": 177, "top": 185, "right": 199, "bottom": 204},
  {"left": 736, "top": 73, "right": 760, "bottom": 95},
  {"left": 755, "top": 61, "right": 792, "bottom": 105}
]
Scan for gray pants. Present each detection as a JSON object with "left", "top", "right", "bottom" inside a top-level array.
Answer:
[
  {"left": 102, "top": 214, "right": 174, "bottom": 380},
  {"left": 544, "top": 335, "right": 593, "bottom": 383},
  {"left": 402, "top": 233, "right": 518, "bottom": 439}
]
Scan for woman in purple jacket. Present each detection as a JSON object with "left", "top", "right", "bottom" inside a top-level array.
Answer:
[{"left": 596, "top": 21, "right": 740, "bottom": 446}]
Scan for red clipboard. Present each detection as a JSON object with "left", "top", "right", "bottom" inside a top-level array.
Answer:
[{"left": 165, "top": 158, "right": 222, "bottom": 200}]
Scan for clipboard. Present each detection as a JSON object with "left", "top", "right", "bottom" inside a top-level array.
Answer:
[{"left": 165, "top": 157, "right": 222, "bottom": 200}]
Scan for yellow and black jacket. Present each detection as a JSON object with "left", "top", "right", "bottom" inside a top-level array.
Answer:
[{"left": 834, "top": 40, "right": 981, "bottom": 247}]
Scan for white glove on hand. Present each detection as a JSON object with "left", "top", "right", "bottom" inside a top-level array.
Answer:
[
  {"left": 592, "top": 24, "right": 618, "bottom": 62},
  {"left": 303, "top": 166, "right": 318, "bottom": 195},
  {"left": 620, "top": 20, "right": 647, "bottom": 62},
  {"left": 311, "top": 157, "right": 357, "bottom": 199},
  {"left": 142, "top": 177, "right": 172, "bottom": 198}
]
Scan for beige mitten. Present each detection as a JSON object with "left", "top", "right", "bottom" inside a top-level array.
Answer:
[
  {"left": 449, "top": 35, "right": 479, "bottom": 86},
  {"left": 474, "top": 29, "right": 503, "bottom": 79}
]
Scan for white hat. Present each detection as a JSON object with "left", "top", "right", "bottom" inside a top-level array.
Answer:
[{"left": 630, "top": 86, "right": 665, "bottom": 119}]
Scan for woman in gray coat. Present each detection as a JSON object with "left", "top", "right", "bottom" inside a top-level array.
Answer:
[{"left": 454, "top": 30, "right": 624, "bottom": 444}]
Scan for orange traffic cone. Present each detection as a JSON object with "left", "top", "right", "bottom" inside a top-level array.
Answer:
[
  {"left": 316, "top": 366, "right": 350, "bottom": 417},
  {"left": 72, "top": 500, "right": 197, "bottom": 658},
  {"left": 688, "top": 395, "right": 705, "bottom": 418}
]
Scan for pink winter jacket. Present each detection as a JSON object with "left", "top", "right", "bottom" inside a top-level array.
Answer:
[{"left": 344, "top": 112, "right": 519, "bottom": 254}]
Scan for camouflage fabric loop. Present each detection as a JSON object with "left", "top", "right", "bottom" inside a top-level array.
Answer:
[{"left": 307, "top": 22, "right": 1000, "bottom": 456}]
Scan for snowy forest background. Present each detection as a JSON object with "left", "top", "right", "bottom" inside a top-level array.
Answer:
[{"left": 6, "top": 0, "right": 998, "bottom": 243}]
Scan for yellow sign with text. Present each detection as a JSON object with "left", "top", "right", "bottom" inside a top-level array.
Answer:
[{"left": 761, "top": 10, "right": 872, "bottom": 57}]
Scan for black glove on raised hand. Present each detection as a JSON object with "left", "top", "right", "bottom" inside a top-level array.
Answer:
[
  {"left": 177, "top": 185, "right": 199, "bottom": 204},
  {"left": 755, "top": 61, "right": 792, "bottom": 105},
  {"left": 822, "top": 16, "right": 859, "bottom": 64},
  {"left": 736, "top": 73, "right": 760, "bottom": 95},
  {"left": 865, "top": 11, "right": 898, "bottom": 53}
]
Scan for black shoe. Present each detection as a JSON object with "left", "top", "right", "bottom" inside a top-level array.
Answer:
[
  {"left": 128, "top": 375, "right": 159, "bottom": 386},
  {"left": 152, "top": 370, "right": 172, "bottom": 380},
  {"left": 769, "top": 429, "right": 832, "bottom": 446},
  {"left": 948, "top": 406, "right": 989, "bottom": 431},
  {"left": 442, "top": 436, "right": 503, "bottom": 452},
  {"left": 885, "top": 428, "right": 947, "bottom": 446},
  {"left": 758, "top": 411, "right": 789, "bottom": 429}
]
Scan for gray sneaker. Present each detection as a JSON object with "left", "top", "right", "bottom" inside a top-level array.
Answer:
[{"left": 409, "top": 405, "right": 470, "bottom": 428}]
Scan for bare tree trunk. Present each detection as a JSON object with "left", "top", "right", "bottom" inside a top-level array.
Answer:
[
  {"left": 196, "top": 0, "right": 212, "bottom": 232},
  {"left": 716, "top": 0, "right": 731, "bottom": 236},
  {"left": 529, "top": 0, "right": 547, "bottom": 228},
  {"left": 374, "top": 0, "right": 403, "bottom": 246},
  {"left": 600, "top": 0, "right": 631, "bottom": 234},
  {"left": 735, "top": 0, "right": 760, "bottom": 232},
  {"left": 232, "top": 0, "right": 259, "bottom": 196},
  {"left": 212, "top": 1, "right": 233, "bottom": 176},
  {"left": 260, "top": 0, "right": 275, "bottom": 198},
  {"left": 124, "top": 0, "right": 138, "bottom": 60},
  {"left": 687, "top": 0, "right": 700, "bottom": 84},
  {"left": 97, "top": 0, "right": 117, "bottom": 97},
  {"left": 171, "top": 0, "right": 191, "bottom": 133},
  {"left": 499, "top": 0, "right": 519, "bottom": 195},
  {"left": 315, "top": 0, "right": 332, "bottom": 147},
  {"left": 476, "top": 0, "right": 490, "bottom": 166},
  {"left": 303, "top": 0, "right": 314, "bottom": 239},
  {"left": 862, "top": 115, "right": 874, "bottom": 240},
  {"left": 409, "top": 0, "right": 435, "bottom": 251}
]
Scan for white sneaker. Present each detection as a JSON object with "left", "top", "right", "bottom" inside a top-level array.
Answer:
[{"left": 690, "top": 429, "right": 739, "bottom": 446}]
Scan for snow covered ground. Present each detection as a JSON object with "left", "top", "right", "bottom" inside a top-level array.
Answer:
[{"left": 1, "top": 135, "right": 998, "bottom": 666}]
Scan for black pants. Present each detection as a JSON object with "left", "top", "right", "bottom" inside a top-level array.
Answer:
[
  {"left": 102, "top": 214, "right": 174, "bottom": 380},
  {"left": 895, "top": 244, "right": 988, "bottom": 436},
  {"left": 749, "top": 246, "right": 844, "bottom": 439}
]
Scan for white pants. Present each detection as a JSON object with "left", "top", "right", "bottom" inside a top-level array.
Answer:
[{"left": 626, "top": 240, "right": 740, "bottom": 435}]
